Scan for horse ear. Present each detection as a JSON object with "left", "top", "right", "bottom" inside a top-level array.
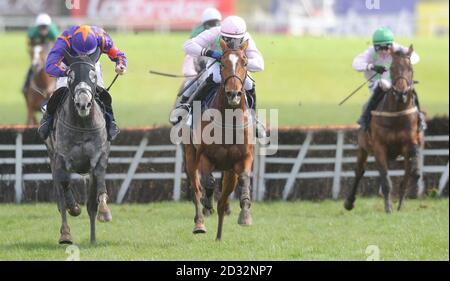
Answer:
[
  {"left": 220, "top": 38, "right": 228, "bottom": 52},
  {"left": 407, "top": 44, "right": 414, "bottom": 57},
  {"left": 89, "top": 47, "right": 101, "bottom": 63},
  {"left": 63, "top": 50, "right": 76, "bottom": 66},
  {"left": 241, "top": 39, "right": 249, "bottom": 51}
]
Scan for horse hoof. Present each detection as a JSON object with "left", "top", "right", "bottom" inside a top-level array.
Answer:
[
  {"left": 344, "top": 200, "right": 354, "bottom": 211},
  {"left": 97, "top": 211, "right": 112, "bottom": 222},
  {"left": 59, "top": 233, "right": 73, "bottom": 245},
  {"left": 238, "top": 211, "right": 252, "bottom": 226},
  {"left": 193, "top": 225, "right": 207, "bottom": 234},
  {"left": 68, "top": 204, "right": 81, "bottom": 217},
  {"left": 202, "top": 207, "right": 214, "bottom": 217},
  {"left": 385, "top": 206, "right": 393, "bottom": 214}
]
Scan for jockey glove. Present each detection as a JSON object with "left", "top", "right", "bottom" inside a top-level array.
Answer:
[
  {"left": 115, "top": 64, "right": 126, "bottom": 75},
  {"left": 205, "top": 49, "right": 223, "bottom": 61},
  {"left": 373, "top": 65, "right": 387, "bottom": 74}
]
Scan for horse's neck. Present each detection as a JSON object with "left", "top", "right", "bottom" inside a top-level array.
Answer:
[
  {"left": 377, "top": 90, "right": 415, "bottom": 112},
  {"left": 62, "top": 95, "right": 104, "bottom": 128}
]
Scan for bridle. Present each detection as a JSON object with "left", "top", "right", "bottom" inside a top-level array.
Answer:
[
  {"left": 390, "top": 55, "right": 414, "bottom": 102},
  {"left": 220, "top": 50, "right": 247, "bottom": 94},
  {"left": 67, "top": 60, "right": 96, "bottom": 104}
]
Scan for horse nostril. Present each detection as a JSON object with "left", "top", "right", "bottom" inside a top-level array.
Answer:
[
  {"left": 87, "top": 102, "right": 92, "bottom": 108},
  {"left": 75, "top": 102, "right": 80, "bottom": 108}
]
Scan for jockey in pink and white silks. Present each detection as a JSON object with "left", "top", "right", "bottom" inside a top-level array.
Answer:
[
  {"left": 38, "top": 25, "right": 127, "bottom": 141},
  {"left": 171, "top": 16, "right": 266, "bottom": 137},
  {"left": 352, "top": 27, "right": 426, "bottom": 132}
]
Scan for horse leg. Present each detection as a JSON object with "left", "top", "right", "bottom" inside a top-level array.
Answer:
[
  {"left": 53, "top": 158, "right": 73, "bottom": 244},
  {"left": 201, "top": 173, "right": 216, "bottom": 217},
  {"left": 235, "top": 157, "right": 253, "bottom": 226},
  {"left": 373, "top": 145, "right": 393, "bottom": 214},
  {"left": 398, "top": 145, "right": 420, "bottom": 211},
  {"left": 63, "top": 184, "right": 81, "bottom": 217},
  {"left": 87, "top": 175, "right": 98, "bottom": 244},
  {"left": 214, "top": 173, "right": 231, "bottom": 216},
  {"left": 344, "top": 148, "right": 368, "bottom": 210},
  {"left": 216, "top": 170, "right": 238, "bottom": 241},
  {"left": 94, "top": 158, "right": 111, "bottom": 223},
  {"left": 25, "top": 94, "right": 34, "bottom": 125},
  {"left": 185, "top": 144, "right": 206, "bottom": 234},
  {"left": 198, "top": 155, "right": 215, "bottom": 215}
]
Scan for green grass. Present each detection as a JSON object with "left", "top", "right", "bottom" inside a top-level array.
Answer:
[
  {"left": 0, "top": 198, "right": 448, "bottom": 260},
  {"left": 0, "top": 33, "right": 448, "bottom": 126}
]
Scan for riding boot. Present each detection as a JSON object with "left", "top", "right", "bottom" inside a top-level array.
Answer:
[
  {"left": 169, "top": 75, "right": 219, "bottom": 126},
  {"left": 246, "top": 86, "right": 267, "bottom": 139},
  {"left": 357, "top": 86, "right": 385, "bottom": 131},
  {"left": 169, "top": 95, "right": 190, "bottom": 125},
  {"left": 38, "top": 111, "right": 54, "bottom": 140},
  {"left": 98, "top": 87, "right": 120, "bottom": 141},
  {"left": 37, "top": 87, "right": 67, "bottom": 140},
  {"left": 413, "top": 89, "right": 427, "bottom": 132},
  {"left": 22, "top": 67, "right": 33, "bottom": 96}
]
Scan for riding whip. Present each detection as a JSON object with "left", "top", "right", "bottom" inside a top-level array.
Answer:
[
  {"left": 338, "top": 72, "right": 378, "bottom": 106},
  {"left": 106, "top": 73, "right": 119, "bottom": 92},
  {"left": 177, "top": 60, "right": 217, "bottom": 97},
  {"left": 149, "top": 70, "right": 197, "bottom": 78}
]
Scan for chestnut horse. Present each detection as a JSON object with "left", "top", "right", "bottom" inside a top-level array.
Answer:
[
  {"left": 25, "top": 44, "right": 55, "bottom": 125},
  {"left": 184, "top": 39, "right": 254, "bottom": 240},
  {"left": 345, "top": 45, "right": 424, "bottom": 213}
]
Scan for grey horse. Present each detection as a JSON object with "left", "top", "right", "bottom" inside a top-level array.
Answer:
[{"left": 44, "top": 48, "right": 112, "bottom": 244}]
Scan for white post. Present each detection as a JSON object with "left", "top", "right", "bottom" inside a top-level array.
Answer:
[
  {"left": 417, "top": 144, "right": 426, "bottom": 196},
  {"left": 283, "top": 132, "right": 313, "bottom": 200},
  {"left": 258, "top": 153, "right": 266, "bottom": 201},
  {"left": 332, "top": 131, "right": 344, "bottom": 200},
  {"left": 116, "top": 137, "right": 148, "bottom": 204},
  {"left": 173, "top": 144, "right": 183, "bottom": 201},
  {"left": 252, "top": 143, "right": 259, "bottom": 201},
  {"left": 438, "top": 162, "right": 449, "bottom": 196},
  {"left": 15, "top": 133, "right": 23, "bottom": 203}
]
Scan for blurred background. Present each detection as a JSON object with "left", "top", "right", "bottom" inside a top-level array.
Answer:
[{"left": 0, "top": 0, "right": 448, "bottom": 127}]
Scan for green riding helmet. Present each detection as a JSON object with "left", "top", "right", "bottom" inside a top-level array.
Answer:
[{"left": 372, "top": 27, "right": 394, "bottom": 46}]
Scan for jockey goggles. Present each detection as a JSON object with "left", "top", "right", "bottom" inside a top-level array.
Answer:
[
  {"left": 222, "top": 36, "right": 244, "bottom": 50},
  {"left": 374, "top": 43, "right": 392, "bottom": 51}
]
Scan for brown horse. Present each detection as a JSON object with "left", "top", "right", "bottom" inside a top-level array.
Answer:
[
  {"left": 345, "top": 45, "right": 424, "bottom": 213},
  {"left": 25, "top": 44, "right": 55, "bottom": 125},
  {"left": 184, "top": 39, "right": 254, "bottom": 240}
]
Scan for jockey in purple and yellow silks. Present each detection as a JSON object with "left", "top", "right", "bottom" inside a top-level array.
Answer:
[{"left": 38, "top": 25, "right": 127, "bottom": 141}]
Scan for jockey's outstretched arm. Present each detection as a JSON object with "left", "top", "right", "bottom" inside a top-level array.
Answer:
[
  {"left": 45, "top": 33, "right": 71, "bottom": 77},
  {"left": 97, "top": 29, "right": 127, "bottom": 74}
]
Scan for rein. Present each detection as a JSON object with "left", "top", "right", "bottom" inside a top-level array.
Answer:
[{"left": 371, "top": 106, "right": 418, "bottom": 117}]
